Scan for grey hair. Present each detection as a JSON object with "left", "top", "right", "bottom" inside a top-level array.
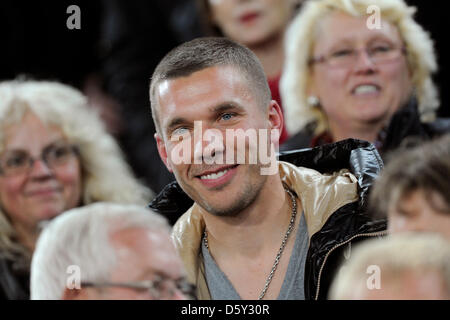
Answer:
[
  {"left": 0, "top": 80, "right": 152, "bottom": 269},
  {"left": 30, "top": 202, "right": 171, "bottom": 300},
  {"left": 329, "top": 233, "right": 450, "bottom": 299},
  {"left": 281, "top": 0, "right": 439, "bottom": 136}
]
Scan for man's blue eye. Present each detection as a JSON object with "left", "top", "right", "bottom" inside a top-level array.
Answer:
[
  {"left": 172, "top": 127, "right": 190, "bottom": 138},
  {"left": 221, "top": 113, "right": 234, "bottom": 121}
]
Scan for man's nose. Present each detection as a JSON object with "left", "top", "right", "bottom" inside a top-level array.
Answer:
[{"left": 194, "top": 127, "right": 225, "bottom": 164}]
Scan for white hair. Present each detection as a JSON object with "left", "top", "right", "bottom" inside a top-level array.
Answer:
[
  {"left": 30, "top": 202, "right": 171, "bottom": 300},
  {"left": 0, "top": 80, "right": 152, "bottom": 268},
  {"left": 329, "top": 233, "right": 450, "bottom": 299},
  {"left": 281, "top": 0, "right": 439, "bottom": 136}
]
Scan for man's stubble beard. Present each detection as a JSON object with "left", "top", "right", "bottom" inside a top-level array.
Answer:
[
  {"left": 182, "top": 165, "right": 268, "bottom": 218},
  {"left": 202, "top": 174, "right": 267, "bottom": 217}
]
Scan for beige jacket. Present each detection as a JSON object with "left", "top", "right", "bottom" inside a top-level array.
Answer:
[{"left": 171, "top": 161, "right": 358, "bottom": 299}]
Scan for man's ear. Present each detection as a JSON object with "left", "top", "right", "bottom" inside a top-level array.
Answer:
[
  {"left": 155, "top": 133, "right": 173, "bottom": 172},
  {"left": 267, "top": 100, "right": 284, "bottom": 145}
]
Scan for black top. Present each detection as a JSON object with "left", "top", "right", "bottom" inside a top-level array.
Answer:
[{"left": 0, "top": 256, "right": 29, "bottom": 300}]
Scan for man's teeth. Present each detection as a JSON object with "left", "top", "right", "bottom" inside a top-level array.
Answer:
[
  {"left": 200, "top": 169, "right": 229, "bottom": 180},
  {"left": 354, "top": 85, "right": 379, "bottom": 94}
]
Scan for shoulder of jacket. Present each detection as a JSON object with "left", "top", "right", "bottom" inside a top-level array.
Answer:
[{"left": 279, "top": 162, "right": 359, "bottom": 237}]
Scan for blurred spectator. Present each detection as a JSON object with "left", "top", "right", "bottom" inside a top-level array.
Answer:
[
  {"left": 370, "top": 134, "right": 450, "bottom": 239},
  {"left": 168, "top": 0, "right": 205, "bottom": 43},
  {"left": 196, "top": 0, "right": 303, "bottom": 144},
  {"left": 0, "top": 80, "right": 150, "bottom": 299},
  {"left": 31, "top": 202, "right": 194, "bottom": 300},
  {"left": 329, "top": 233, "right": 450, "bottom": 300},
  {"left": 281, "top": 0, "right": 450, "bottom": 155},
  {"left": 0, "top": 0, "right": 182, "bottom": 194}
]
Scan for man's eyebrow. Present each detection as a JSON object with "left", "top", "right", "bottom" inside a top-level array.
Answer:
[
  {"left": 211, "top": 103, "right": 245, "bottom": 115},
  {"left": 165, "top": 117, "right": 191, "bottom": 133},
  {"left": 164, "top": 103, "right": 246, "bottom": 134},
  {"left": 137, "top": 268, "right": 174, "bottom": 281}
]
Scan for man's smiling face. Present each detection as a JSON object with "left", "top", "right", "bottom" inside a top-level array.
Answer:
[{"left": 154, "top": 65, "right": 279, "bottom": 216}]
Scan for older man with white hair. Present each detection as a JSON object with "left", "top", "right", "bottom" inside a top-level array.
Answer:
[
  {"left": 30, "top": 202, "right": 194, "bottom": 300},
  {"left": 329, "top": 233, "right": 450, "bottom": 300}
]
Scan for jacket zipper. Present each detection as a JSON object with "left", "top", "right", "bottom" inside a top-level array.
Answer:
[{"left": 314, "top": 230, "right": 388, "bottom": 300}]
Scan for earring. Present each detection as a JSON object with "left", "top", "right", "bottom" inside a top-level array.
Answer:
[{"left": 307, "top": 96, "right": 320, "bottom": 107}]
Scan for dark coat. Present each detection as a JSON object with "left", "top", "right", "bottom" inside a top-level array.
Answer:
[{"left": 0, "top": 257, "right": 29, "bottom": 300}]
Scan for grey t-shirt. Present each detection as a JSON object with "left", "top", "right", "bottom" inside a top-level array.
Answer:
[{"left": 202, "top": 211, "right": 309, "bottom": 300}]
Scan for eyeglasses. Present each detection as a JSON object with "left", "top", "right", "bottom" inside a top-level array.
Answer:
[
  {"left": 81, "top": 275, "right": 197, "bottom": 300},
  {"left": 309, "top": 44, "right": 407, "bottom": 68},
  {"left": 0, "top": 142, "right": 79, "bottom": 176}
]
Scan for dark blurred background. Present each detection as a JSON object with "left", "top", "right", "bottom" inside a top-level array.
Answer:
[{"left": 0, "top": 0, "right": 448, "bottom": 194}]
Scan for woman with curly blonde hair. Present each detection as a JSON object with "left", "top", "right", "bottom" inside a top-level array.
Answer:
[
  {"left": 280, "top": 0, "right": 449, "bottom": 154},
  {"left": 0, "top": 80, "right": 152, "bottom": 299}
]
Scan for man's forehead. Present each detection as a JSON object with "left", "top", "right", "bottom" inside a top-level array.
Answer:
[
  {"left": 110, "top": 228, "right": 185, "bottom": 279},
  {"left": 158, "top": 74, "right": 216, "bottom": 103},
  {"left": 156, "top": 66, "right": 254, "bottom": 125},
  {"left": 157, "top": 65, "right": 247, "bottom": 98},
  {"left": 111, "top": 228, "right": 179, "bottom": 264},
  {"left": 111, "top": 227, "right": 166, "bottom": 248}
]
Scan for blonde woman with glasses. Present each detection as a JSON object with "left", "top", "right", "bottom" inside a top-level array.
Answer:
[
  {"left": 280, "top": 0, "right": 449, "bottom": 155},
  {"left": 0, "top": 80, "right": 151, "bottom": 299}
]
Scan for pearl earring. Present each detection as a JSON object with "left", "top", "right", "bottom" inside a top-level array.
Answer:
[{"left": 307, "top": 96, "right": 320, "bottom": 107}]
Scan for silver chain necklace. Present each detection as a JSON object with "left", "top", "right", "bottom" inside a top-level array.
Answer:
[{"left": 203, "top": 187, "right": 297, "bottom": 300}]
